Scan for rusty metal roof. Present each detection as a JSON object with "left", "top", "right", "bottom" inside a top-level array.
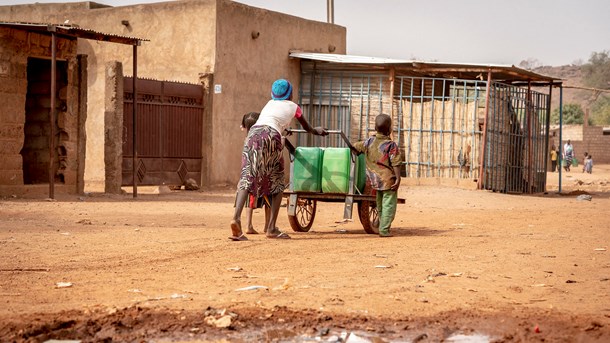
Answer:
[
  {"left": 0, "top": 21, "right": 148, "bottom": 45},
  {"left": 290, "top": 52, "right": 560, "bottom": 85}
]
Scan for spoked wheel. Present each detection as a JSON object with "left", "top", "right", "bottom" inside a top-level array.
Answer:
[
  {"left": 358, "top": 200, "right": 379, "bottom": 234},
  {"left": 288, "top": 197, "right": 317, "bottom": 232}
]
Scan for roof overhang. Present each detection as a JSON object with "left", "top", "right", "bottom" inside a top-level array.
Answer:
[
  {"left": 0, "top": 21, "right": 148, "bottom": 45},
  {"left": 290, "top": 52, "right": 561, "bottom": 86}
]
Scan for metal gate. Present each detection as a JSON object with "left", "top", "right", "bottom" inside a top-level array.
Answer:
[
  {"left": 122, "top": 77, "right": 204, "bottom": 186},
  {"left": 298, "top": 64, "right": 551, "bottom": 194}
]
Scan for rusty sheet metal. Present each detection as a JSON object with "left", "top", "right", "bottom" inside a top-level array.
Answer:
[
  {"left": 290, "top": 52, "right": 559, "bottom": 84},
  {"left": 0, "top": 21, "right": 148, "bottom": 45}
]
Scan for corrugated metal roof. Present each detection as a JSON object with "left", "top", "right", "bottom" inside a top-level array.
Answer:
[
  {"left": 0, "top": 21, "right": 148, "bottom": 45},
  {"left": 289, "top": 52, "right": 560, "bottom": 84}
]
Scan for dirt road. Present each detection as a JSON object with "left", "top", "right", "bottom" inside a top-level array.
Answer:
[{"left": 1, "top": 166, "right": 609, "bottom": 342}]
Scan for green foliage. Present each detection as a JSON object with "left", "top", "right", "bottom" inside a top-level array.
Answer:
[
  {"left": 590, "top": 95, "right": 610, "bottom": 125},
  {"left": 581, "top": 50, "right": 610, "bottom": 90},
  {"left": 551, "top": 103, "right": 585, "bottom": 124}
]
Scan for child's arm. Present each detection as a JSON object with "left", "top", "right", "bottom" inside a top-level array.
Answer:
[
  {"left": 390, "top": 166, "right": 401, "bottom": 191},
  {"left": 350, "top": 140, "right": 365, "bottom": 156},
  {"left": 348, "top": 142, "right": 361, "bottom": 155}
]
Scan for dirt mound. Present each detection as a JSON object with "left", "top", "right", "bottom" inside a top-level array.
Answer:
[{"left": 2, "top": 306, "right": 608, "bottom": 342}]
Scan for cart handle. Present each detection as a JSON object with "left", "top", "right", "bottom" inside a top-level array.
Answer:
[{"left": 285, "top": 128, "right": 356, "bottom": 151}]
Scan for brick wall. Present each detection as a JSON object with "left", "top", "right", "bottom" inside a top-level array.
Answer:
[
  {"left": 549, "top": 125, "right": 610, "bottom": 165},
  {"left": 0, "top": 27, "right": 78, "bottom": 192}
]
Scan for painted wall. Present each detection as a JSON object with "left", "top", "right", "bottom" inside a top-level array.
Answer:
[
  {"left": 0, "top": 26, "right": 79, "bottom": 194},
  {"left": 213, "top": 0, "right": 346, "bottom": 184}
]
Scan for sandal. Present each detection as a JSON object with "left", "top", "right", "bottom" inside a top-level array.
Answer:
[
  {"left": 267, "top": 232, "right": 291, "bottom": 239},
  {"left": 229, "top": 234, "right": 248, "bottom": 241},
  {"left": 230, "top": 220, "right": 243, "bottom": 237}
]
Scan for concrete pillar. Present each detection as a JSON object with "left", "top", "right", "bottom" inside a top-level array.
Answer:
[
  {"left": 104, "top": 61, "right": 124, "bottom": 194},
  {"left": 76, "top": 54, "right": 88, "bottom": 194}
]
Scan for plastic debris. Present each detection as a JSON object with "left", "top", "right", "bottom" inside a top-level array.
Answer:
[
  {"left": 227, "top": 266, "right": 243, "bottom": 271},
  {"left": 576, "top": 194, "right": 592, "bottom": 201},
  {"left": 374, "top": 265, "right": 392, "bottom": 269},
  {"left": 235, "top": 285, "right": 268, "bottom": 291},
  {"left": 594, "top": 248, "right": 607, "bottom": 251},
  {"left": 55, "top": 282, "right": 73, "bottom": 288}
]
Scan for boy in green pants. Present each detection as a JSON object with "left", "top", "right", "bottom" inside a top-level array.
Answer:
[{"left": 350, "top": 114, "right": 402, "bottom": 237}]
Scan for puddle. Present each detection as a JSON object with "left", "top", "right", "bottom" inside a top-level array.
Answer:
[
  {"left": 205, "top": 329, "right": 490, "bottom": 343},
  {"left": 446, "top": 333, "right": 491, "bottom": 343}
]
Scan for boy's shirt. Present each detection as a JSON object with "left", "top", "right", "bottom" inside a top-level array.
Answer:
[{"left": 353, "top": 133, "right": 402, "bottom": 191}]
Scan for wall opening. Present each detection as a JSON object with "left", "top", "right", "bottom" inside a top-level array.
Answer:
[{"left": 21, "top": 58, "right": 68, "bottom": 184}]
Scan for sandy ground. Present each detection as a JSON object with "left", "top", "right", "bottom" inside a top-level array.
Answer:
[{"left": 0, "top": 166, "right": 609, "bottom": 342}]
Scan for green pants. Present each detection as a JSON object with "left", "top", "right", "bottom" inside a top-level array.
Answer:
[{"left": 376, "top": 189, "right": 397, "bottom": 235}]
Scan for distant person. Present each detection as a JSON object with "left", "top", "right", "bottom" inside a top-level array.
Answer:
[
  {"left": 583, "top": 153, "right": 593, "bottom": 174},
  {"left": 350, "top": 114, "right": 402, "bottom": 237},
  {"left": 582, "top": 152, "right": 588, "bottom": 173},
  {"left": 563, "top": 140, "right": 574, "bottom": 172},
  {"left": 550, "top": 144, "right": 558, "bottom": 172}
]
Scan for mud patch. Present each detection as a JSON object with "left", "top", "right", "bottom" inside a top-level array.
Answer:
[{"left": 1, "top": 306, "right": 608, "bottom": 342}]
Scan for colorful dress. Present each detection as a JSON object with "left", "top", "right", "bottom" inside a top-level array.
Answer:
[{"left": 237, "top": 100, "right": 302, "bottom": 199}]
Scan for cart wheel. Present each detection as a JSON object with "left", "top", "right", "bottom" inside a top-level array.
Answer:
[
  {"left": 358, "top": 200, "right": 379, "bottom": 234},
  {"left": 288, "top": 198, "right": 317, "bottom": 232}
]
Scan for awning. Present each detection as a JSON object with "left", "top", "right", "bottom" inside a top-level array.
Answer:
[
  {"left": 289, "top": 52, "right": 561, "bottom": 85},
  {"left": 0, "top": 21, "right": 148, "bottom": 45}
]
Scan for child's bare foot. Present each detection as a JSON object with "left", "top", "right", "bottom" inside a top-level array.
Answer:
[{"left": 246, "top": 227, "right": 259, "bottom": 234}]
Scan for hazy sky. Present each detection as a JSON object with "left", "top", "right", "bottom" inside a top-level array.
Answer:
[{"left": 2, "top": 0, "right": 608, "bottom": 66}]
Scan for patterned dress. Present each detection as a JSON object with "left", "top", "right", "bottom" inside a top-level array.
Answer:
[
  {"left": 237, "top": 125, "right": 285, "bottom": 199},
  {"left": 237, "top": 100, "right": 302, "bottom": 200}
]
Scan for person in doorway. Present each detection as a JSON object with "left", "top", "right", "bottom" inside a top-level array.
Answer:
[
  {"left": 350, "top": 114, "right": 402, "bottom": 237},
  {"left": 550, "top": 144, "right": 558, "bottom": 172},
  {"left": 229, "top": 79, "right": 327, "bottom": 241},
  {"left": 563, "top": 140, "right": 574, "bottom": 172},
  {"left": 583, "top": 153, "right": 593, "bottom": 174}
]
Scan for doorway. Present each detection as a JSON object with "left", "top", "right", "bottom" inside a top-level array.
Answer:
[{"left": 21, "top": 58, "right": 68, "bottom": 184}]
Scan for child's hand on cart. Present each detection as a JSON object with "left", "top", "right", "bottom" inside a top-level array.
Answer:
[{"left": 312, "top": 127, "right": 329, "bottom": 136}]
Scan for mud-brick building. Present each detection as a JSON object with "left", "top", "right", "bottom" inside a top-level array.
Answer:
[
  {"left": 0, "top": 24, "right": 84, "bottom": 195},
  {"left": 0, "top": 0, "right": 346, "bottom": 193}
]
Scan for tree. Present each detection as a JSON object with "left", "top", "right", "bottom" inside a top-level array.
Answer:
[
  {"left": 590, "top": 95, "right": 610, "bottom": 125},
  {"left": 518, "top": 58, "right": 542, "bottom": 70},
  {"left": 551, "top": 103, "right": 585, "bottom": 125},
  {"left": 581, "top": 50, "right": 610, "bottom": 90}
]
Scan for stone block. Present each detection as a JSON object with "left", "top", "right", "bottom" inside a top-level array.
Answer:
[
  {"left": 57, "top": 111, "right": 76, "bottom": 130},
  {"left": 0, "top": 170, "right": 23, "bottom": 185},
  {"left": 0, "top": 77, "right": 27, "bottom": 93},
  {"left": 0, "top": 154, "right": 23, "bottom": 170},
  {"left": 0, "top": 140, "right": 23, "bottom": 154},
  {"left": 0, "top": 124, "right": 24, "bottom": 140},
  {"left": 0, "top": 93, "right": 26, "bottom": 120}
]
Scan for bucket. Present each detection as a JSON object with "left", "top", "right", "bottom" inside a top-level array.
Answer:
[{"left": 293, "top": 147, "right": 323, "bottom": 192}]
